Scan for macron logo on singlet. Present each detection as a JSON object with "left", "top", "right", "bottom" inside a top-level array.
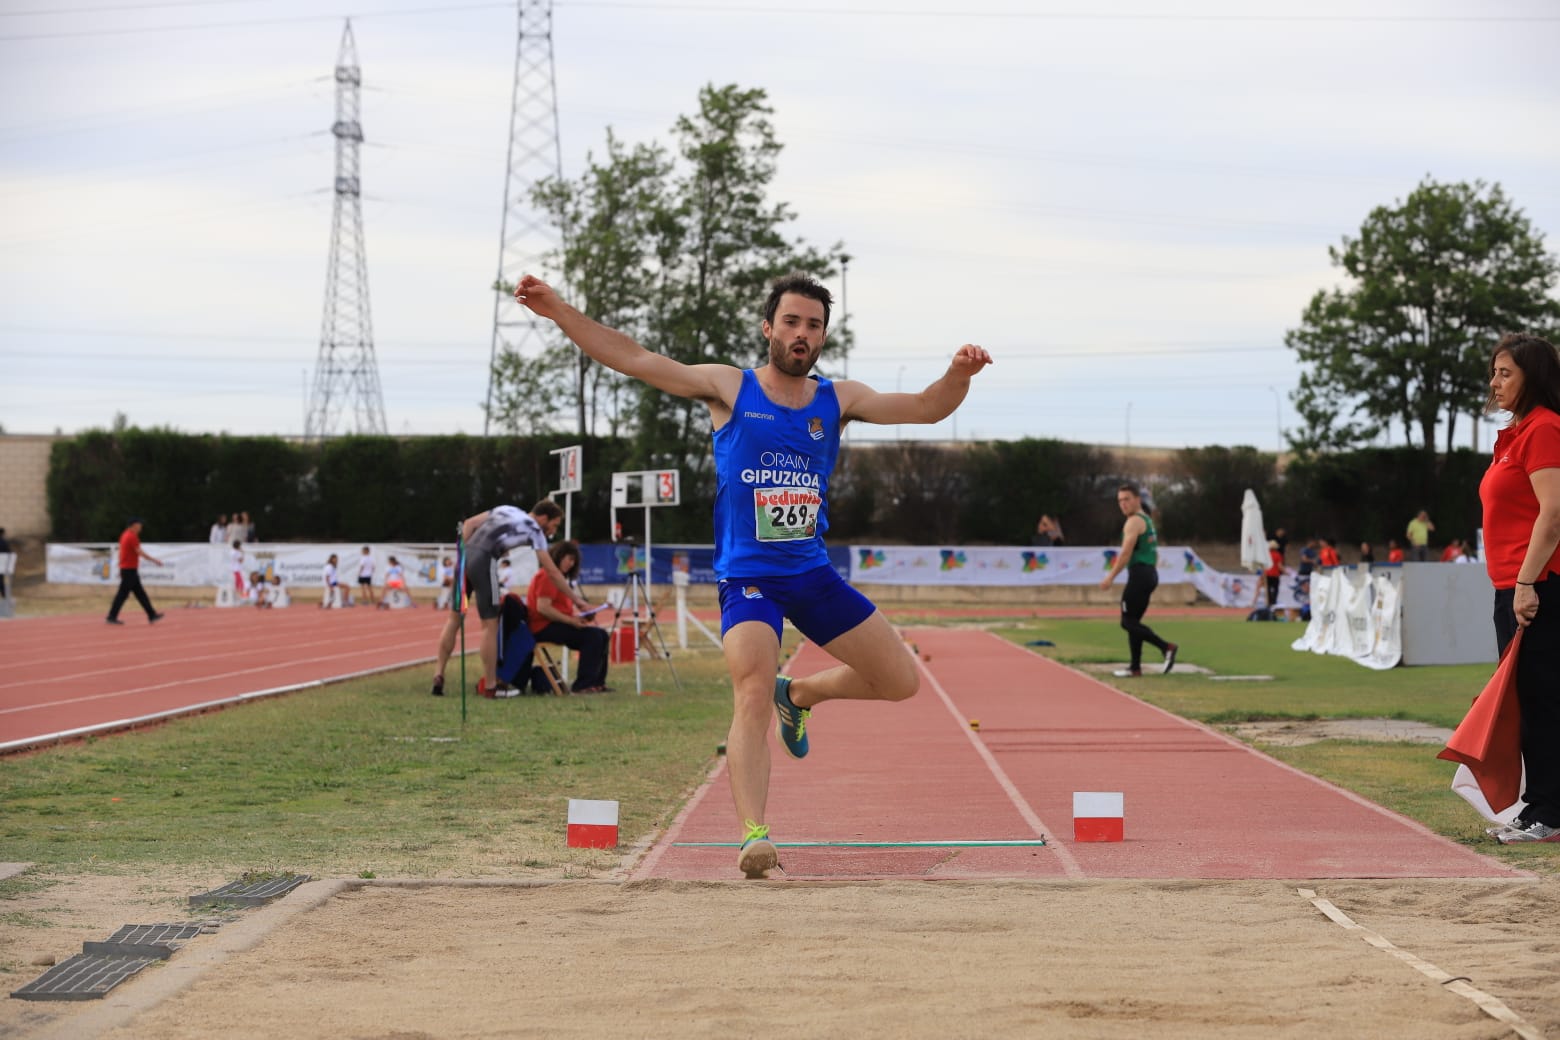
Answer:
[{"left": 743, "top": 410, "right": 775, "bottom": 421}]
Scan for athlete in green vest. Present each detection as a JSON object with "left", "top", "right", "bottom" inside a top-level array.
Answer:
[{"left": 1099, "top": 484, "right": 1179, "bottom": 676}]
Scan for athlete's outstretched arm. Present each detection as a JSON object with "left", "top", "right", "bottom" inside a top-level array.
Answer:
[
  {"left": 514, "top": 275, "right": 736, "bottom": 403},
  {"left": 837, "top": 344, "right": 993, "bottom": 426}
]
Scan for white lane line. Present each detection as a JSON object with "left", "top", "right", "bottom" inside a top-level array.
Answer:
[
  {"left": 913, "top": 644, "right": 1084, "bottom": 878},
  {"left": 0, "top": 658, "right": 432, "bottom": 753},
  {"left": 1298, "top": 888, "right": 1545, "bottom": 1040}
]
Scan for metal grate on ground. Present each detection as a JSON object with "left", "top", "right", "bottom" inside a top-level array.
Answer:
[
  {"left": 84, "top": 923, "right": 208, "bottom": 960},
  {"left": 189, "top": 873, "right": 309, "bottom": 907},
  {"left": 10, "top": 953, "right": 156, "bottom": 1001}
]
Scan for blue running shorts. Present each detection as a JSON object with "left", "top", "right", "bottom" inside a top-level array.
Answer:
[{"left": 717, "top": 564, "right": 876, "bottom": 646}]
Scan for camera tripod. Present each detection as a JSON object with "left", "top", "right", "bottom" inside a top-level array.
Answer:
[{"left": 610, "top": 571, "right": 682, "bottom": 695}]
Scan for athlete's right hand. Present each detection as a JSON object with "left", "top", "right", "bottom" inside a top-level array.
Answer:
[{"left": 513, "top": 274, "right": 560, "bottom": 317}]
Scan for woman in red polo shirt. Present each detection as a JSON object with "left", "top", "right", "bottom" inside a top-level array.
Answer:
[
  {"left": 527, "top": 540, "right": 612, "bottom": 693},
  {"left": 1479, "top": 333, "right": 1560, "bottom": 844}
]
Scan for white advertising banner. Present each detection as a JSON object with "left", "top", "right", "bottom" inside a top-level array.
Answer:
[
  {"left": 49, "top": 543, "right": 459, "bottom": 589},
  {"left": 848, "top": 544, "right": 1261, "bottom": 606},
  {"left": 53, "top": 540, "right": 1265, "bottom": 609}
]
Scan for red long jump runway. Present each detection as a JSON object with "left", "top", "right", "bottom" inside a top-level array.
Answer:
[
  {"left": 635, "top": 628, "right": 1522, "bottom": 882},
  {"left": 0, "top": 606, "right": 451, "bottom": 752}
]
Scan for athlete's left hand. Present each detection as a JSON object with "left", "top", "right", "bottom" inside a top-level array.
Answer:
[{"left": 950, "top": 344, "right": 993, "bottom": 376}]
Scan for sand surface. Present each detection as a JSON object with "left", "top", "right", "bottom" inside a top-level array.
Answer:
[{"left": 6, "top": 873, "right": 1556, "bottom": 1040}]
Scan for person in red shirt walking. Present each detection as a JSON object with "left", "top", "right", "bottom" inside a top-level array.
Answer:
[
  {"left": 1479, "top": 333, "right": 1560, "bottom": 844},
  {"left": 106, "top": 518, "right": 165, "bottom": 625}
]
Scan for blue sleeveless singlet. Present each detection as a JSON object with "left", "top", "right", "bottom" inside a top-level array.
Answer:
[{"left": 711, "top": 369, "right": 841, "bottom": 578}]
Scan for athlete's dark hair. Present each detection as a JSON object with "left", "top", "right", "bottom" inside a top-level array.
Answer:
[
  {"left": 1486, "top": 332, "right": 1560, "bottom": 418},
  {"left": 531, "top": 498, "right": 564, "bottom": 521},
  {"left": 1117, "top": 484, "right": 1141, "bottom": 498},
  {"left": 763, "top": 273, "right": 833, "bottom": 329}
]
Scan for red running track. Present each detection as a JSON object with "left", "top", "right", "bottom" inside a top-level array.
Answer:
[
  {"left": 634, "top": 627, "right": 1523, "bottom": 882},
  {"left": 0, "top": 606, "right": 451, "bottom": 753}
]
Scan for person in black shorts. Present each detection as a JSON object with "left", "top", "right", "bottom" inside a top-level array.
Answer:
[{"left": 1099, "top": 484, "right": 1178, "bottom": 677}]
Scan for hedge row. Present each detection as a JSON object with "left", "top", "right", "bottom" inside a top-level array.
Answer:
[{"left": 48, "top": 430, "right": 1488, "bottom": 551}]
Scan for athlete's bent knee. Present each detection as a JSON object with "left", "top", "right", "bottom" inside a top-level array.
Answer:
[{"left": 879, "top": 654, "right": 920, "bottom": 702}]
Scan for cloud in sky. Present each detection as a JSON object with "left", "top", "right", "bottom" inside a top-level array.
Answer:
[{"left": 3, "top": 0, "right": 1557, "bottom": 453}]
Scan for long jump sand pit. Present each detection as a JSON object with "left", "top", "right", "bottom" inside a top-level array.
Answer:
[{"left": 75, "top": 876, "right": 1557, "bottom": 1039}]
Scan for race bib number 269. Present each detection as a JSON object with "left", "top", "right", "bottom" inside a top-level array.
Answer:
[{"left": 753, "top": 488, "right": 822, "bottom": 542}]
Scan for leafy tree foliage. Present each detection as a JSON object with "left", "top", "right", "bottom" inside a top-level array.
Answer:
[
  {"left": 489, "top": 84, "right": 851, "bottom": 477},
  {"left": 1286, "top": 178, "right": 1560, "bottom": 456}
]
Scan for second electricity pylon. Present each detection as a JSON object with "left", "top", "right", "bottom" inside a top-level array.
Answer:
[
  {"left": 306, "top": 18, "right": 388, "bottom": 439},
  {"left": 483, "top": 0, "right": 566, "bottom": 435}
]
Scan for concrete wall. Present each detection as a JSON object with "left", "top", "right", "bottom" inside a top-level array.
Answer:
[{"left": 0, "top": 435, "right": 58, "bottom": 537}]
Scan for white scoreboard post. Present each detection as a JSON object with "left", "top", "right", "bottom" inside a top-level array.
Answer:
[
  {"left": 609, "top": 469, "right": 683, "bottom": 694},
  {"left": 549, "top": 444, "right": 583, "bottom": 540},
  {"left": 610, "top": 469, "right": 680, "bottom": 573}
]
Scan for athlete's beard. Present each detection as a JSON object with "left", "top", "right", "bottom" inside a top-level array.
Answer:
[{"left": 770, "top": 338, "right": 820, "bottom": 377}]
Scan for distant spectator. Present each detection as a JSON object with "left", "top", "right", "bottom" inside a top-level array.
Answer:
[
  {"left": 380, "top": 556, "right": 408, "bottom": 609},
  {"left": 105, "top": 518, "right": 165, "bottom": 625},
  {"left": 230, "top": 540, "right": 246, "bottom": 595},
  {"left": 321, "top": 553, "right": 341, "bottom": 608},
  {"left": 436, "top": 554, "right": 455, "bottom": 610},
  {"left": 1318, "top": 538, "right": 1341, "bottom": 568},
  {"left": 1031, "top": 514, "right": 1065, "bottom": 547},
  {"left": 225, "top": 513, "right": 246, "bottom": 545},
  {"left": 242, "top": 510, "right": 256, "bottom": 543},
  {"left": 1386, "top": 538, "right": 1405, "bottom": 564},
  {"left": 357, "top": 546, "right": 377, "bottom": 606},
  {"left": 1297, "top": 539, "right": 1319, "bottom": 576},
  {"left": 269, "top": 573, "right": 290, "bottom": 608},
  {"left": 1359, "top": 541, "right": 1375, "bottom": 564},
  {"left": 1406, "top": 509, "right": 1435, "bottom": 562},
  {"left": 209, "top": 515, "right": 227, "bottom": 545},
  {"left": 1264, "top": 539, "right": 1282, "bottom": 607},
  {"left": 248, "top": 570, "right": 267, "bottom": 607},
  {"left": 1272, "top": 527, "right": 1289, "bottom": 562},
  {"left": 1440, "top": 538, "right": 1464, "bottom": 563},
  {"left": 0, "top": 526, "right": 10, "bottom": 599}
]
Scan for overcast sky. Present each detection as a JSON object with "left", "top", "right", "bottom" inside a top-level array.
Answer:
[{"left": 3, "top": 0, "right": 1558, "bottom": 453}]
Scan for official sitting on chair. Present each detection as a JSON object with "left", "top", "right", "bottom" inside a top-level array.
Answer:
[{"left": 527, "top": 540, "right": 612, "bottom": 693}]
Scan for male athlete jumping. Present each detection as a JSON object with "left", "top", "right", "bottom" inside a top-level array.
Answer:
[{"left": 516, "top": 272, "right": 992, "bottom": 877}]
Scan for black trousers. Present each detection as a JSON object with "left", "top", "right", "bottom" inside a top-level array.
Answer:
[
  {"left": 1120, "top": 563, "right": 1169, "bottom": 671},
  {"left": 1493, "top": 575, "right": 1560, "bottom": 827},
  {"left": 1265, "top": 574, "right": 1279, "bottom": 606},
  {"left": 532, "top": 622, "right": 610, "bottom": 689},
  {"left": 108, "top": 568, "right": 156, "bottom": 620}
]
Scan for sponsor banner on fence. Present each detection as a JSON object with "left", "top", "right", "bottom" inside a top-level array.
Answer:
[
  {"left": 848, "top": 545, "right": 1264, "bottom": 608},
  {"left": 52, "top": 541, "right": 1265, "bottom": 607},
  {"left": 49, "top": 543, "right": 459, "bottom": 589},
  {"left": 575, "top": 544, "right": 849, "bottom": 587}
]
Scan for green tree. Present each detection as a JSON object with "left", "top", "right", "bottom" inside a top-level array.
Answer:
[
  {"left": 1286, "top": 178, "right": 1560, "bottom": 456},
  {"left": 492, "top": 131, "right": 674, "bottom": 437},
  {"left": 490, "top": 84, "right": 852, "bottom": 477}
]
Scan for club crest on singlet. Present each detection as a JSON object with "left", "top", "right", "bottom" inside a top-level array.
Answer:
[{"left": 807, "top": 416, "right": 825, "bottom": 441}]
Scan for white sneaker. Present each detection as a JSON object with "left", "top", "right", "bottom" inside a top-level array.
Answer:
[{"left": 1497, "top": 820, "right": 1560, "bottom": 844}]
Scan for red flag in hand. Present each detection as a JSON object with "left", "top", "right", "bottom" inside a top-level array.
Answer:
[{"left": 1438, "top": 629, "right": 1524, "bottom": 815}]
